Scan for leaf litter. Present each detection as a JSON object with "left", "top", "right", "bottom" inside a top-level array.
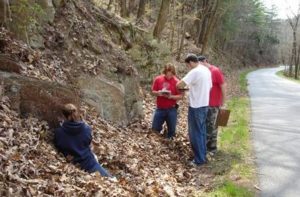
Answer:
[
  {"left": 0, "top": 27, "right": 217, "bottom": 195},
  {"left": 0, "top": 91, "right": 217, "bottom": 196}
]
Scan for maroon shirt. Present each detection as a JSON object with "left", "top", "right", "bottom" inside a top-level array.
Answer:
[
  {"left": 209, "top": 65, "right": 224, "bottom": 107},
  {"left": 152, "top": 75, "right": 180, "bottom": 109}
]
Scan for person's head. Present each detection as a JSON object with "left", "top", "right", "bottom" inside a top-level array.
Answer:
[
  {"left": 184, "top": 54, "right": 199, "bottom": 69},
  {"left": 62, "top": 103, "right": 80, "bottom": 122},
  {"left": 198, "top": 55, "right": 210, "bottom": 67},
  {"left": 163, "top": 63, "right": 176, "bottom": 79}
]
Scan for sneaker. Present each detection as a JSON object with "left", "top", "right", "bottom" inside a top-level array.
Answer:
[
  {"left": 189, "top": 160, "right": 200, "bottom": 167},
  {"left": 189, "top": 160, "right": 206, "bottom": 167},
  {"left": 207, "top": 149, "right": 217, "bottom": 156},
  {"left": 208, "top": 151, "right": 217, "bottom": 157},
  {"left": 167, "top": 136, "right": 174, "bottom": 141},
  {"left": 108, "top": 176, "right": 118, "bottom": 182}
]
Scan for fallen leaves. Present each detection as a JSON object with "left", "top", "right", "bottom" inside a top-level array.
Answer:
[
  {"left": 0, "top": 28, "right": 68, "bottom": 84},
  {"left": 0, "top": 92, "right": 217, "bottom": 196},
  {"left": 0, "top": 97, "right": 130, "bottom": 196}
]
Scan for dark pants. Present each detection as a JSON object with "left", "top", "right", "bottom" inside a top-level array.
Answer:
[
  {"left": 188, "top": 106, "right": 208, "bottom": 164},
  {"left": 206, "top": 107, "right": 220, "bottom": 153},
  {"left": 152, "top": 107, "right": 177, "bottom": 138}
]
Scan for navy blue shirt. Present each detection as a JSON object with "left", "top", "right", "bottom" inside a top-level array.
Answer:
[{"left": 54, "top": 121, "right": 98, "bottom": 172}]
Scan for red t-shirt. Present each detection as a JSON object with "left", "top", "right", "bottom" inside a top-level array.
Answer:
[
  {"left": 209, "top": 65, "right": 224, "bottom": 107},
  {"left": 152, "top": 75, "right": 180, "bottom": 109}
]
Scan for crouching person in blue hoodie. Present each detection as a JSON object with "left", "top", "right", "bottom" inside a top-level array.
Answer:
[{"left": 54, "top": 103, "right": 112, "bottom": 177}]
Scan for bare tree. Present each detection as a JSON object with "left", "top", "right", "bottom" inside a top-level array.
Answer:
[
  {"left": 153, "top": 0, "right": 171, "bottom": 39},
  {"left": 169, "top": 0, "right": 175, "bottom": 50},
  {"left": 196, "top": 0, "right": 220, "bottom": 54},
  {"left": 0, "top": 0, "right": 11, "bottom": 26},
  {"left": 107, "top": 0, "right": 114, "bottom": 11},
  {"left": 137, "top": 0, "right": 146, "bottom": 19},
  {"left": 176, "top": 1, "right": 188, "bottom": 60},
  {"left": 119, "top": 0, "right": 128, "bottom": 17},
  {"left": 287, "top": 4, "right": 300, "bottom": 79},
  {"left": 128, "top": 0, "right": 137, "bottom": 13}
]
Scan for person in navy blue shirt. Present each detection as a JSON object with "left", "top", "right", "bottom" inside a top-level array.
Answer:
[{"left": 54, "top": 103, "right": 112, "bottom": 177}]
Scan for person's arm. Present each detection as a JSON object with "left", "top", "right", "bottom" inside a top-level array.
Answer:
[
  {"left": 176, "top": 69, "right": 195, "bottom": 91},
  {"left": 168, "top": 94, "right": 183, "bottom": 101},
  {"left": 172, "top": 79, "right": 184, "bottom": 100},
  {"left": 216, "top": 68, "right": 226, "bottom": 106},
  {"left": 151, "top": 90, "right": 162, "bottom": 97},
  {"left": 181, "top": 68, "right": 196, "bottom": 86},
  {"left": 151, "top": 77, "right": 163, "bottom": 97},
  {"left": 176, "top": 80, "right": 187, "bottom": 90}
]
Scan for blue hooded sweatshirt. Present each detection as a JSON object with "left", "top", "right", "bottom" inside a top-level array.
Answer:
[{"left": 54, "top": 121, "right": 98, "bottom": 172}]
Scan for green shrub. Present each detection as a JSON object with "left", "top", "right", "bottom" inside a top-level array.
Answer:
[
  {"left": 129, "top": 35, "right": 172, "bottom": 85},
  {"left": 10, "top": 0, "right": 45, "bottom": 44}
]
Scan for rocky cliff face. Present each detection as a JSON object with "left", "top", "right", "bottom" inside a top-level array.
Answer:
[
  {"left": 0, "top": 0, "right": 144, "bottom": 126},
  {"left": 0, "top": 71, "right": 80, "bottom": 127}
]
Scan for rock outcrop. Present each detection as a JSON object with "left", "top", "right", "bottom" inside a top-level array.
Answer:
[
  {"left": 78, "top": 73, "right": 143, "bottom": 125},
  {"left": 0, "top": 55, "right": 22, "bottom": 74},
  {"left": 0, "top": 71, "right": 79, "bottom": 127}
]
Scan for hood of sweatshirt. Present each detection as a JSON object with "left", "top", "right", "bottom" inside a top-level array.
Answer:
[{"left": 62, "top": 121, "right": 85, "bottom": 135}]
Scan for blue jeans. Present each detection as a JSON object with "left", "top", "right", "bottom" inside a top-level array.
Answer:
[
  {"left": 152, "top": 107, "right": 177, "bottom": 138},
  {"left": 188, "top": 106, "right": 208, "bottom": 164}
]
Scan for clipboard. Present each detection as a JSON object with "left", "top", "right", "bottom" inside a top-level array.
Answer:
[
  {"left": 159, "top": 89, "right": 171, "bottom": 95},
  {"left": 216, "top": 109, "right": 231, "bottom": 127}
]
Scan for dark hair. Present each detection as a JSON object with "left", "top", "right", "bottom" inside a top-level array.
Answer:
[
  {"left": 184, "top": 54, "right": 198, "bottom": 63},
  {"left": 163, "top": 63, "right": 176, "bottom": 75},
  {"left": 198, "top": 55, "right": 207, "bottom": 62}
]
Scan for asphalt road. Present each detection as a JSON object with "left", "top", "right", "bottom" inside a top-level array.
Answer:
[{"left": 248, "top": 67, "right": 300, "bottom": 197}]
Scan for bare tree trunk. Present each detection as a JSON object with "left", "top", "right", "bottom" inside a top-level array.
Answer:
[
  {"left": 176, "top": 21, "right": 186, "bottom": 61},
  {"left": 137, "top": 0, "right": 146, "bottom": 19},
  {"left": 0, "top": 0, "right": 11, "bottom": 26},
  {"left": 128, "top": 0, "right": 137, "bottom": 16},
  {"left": 177, "top": 11, "right": 190, "bottom": 61},
  {"left": 128, "top": 0, "right": 137, "bottom": 11},
  {"left": 107, "top": 0, "right": 114, "bottom": 11},
  {"left": 176, "top": 3, "right": 181, "bottom": 49},
  {"left": 153, "top": 0, "right": 171, "bottom": 39},
  {"left": 296, "top": 45, "right": 300, "bottom": 79},
  {"left": 176, "top": 1, "right": 191, "bottom": 59},
  {"left": 197, "top": 0, "right": 219, "bottom": 53},
  {"left": 197, "top": 17, "right": 207, "bottom": 46},
  {"left": 119, "top": 0, "right": 128, "bottom": 17},
  {"left": 195, "top": 0, "right": 203, "bottom": 36},
  {"left": 201, "top": 1, "right": 220, "bottom": 54},
  {"left": 287, "top": 10, "right": 300, "bottom": 78},
  {"left": 289, "top": 53, "right": 294, "bottom": 77},
  {"left": 176, "top": 2, "right": 186, "bottom": 60},
  {"left": 292, "top": 29, "right": 297, "bottom": 77},
  {"left": 170, "top": 0, "right": 175, "bottom": 51}
]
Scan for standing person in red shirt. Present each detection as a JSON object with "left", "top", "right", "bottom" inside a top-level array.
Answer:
[
  {"left": 151, "top": 63, "right": 183, "bottom": 139},
  {"left": 198, "top": 56, "right": 226, "bottom": 155}
]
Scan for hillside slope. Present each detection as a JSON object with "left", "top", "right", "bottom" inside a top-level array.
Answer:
[{"left": 0, "top": 0, "right": 144, "bottom": 126}]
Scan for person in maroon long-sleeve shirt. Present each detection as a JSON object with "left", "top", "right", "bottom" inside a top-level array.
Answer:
[{"left": 198, "top": 56, "right": 226, "bottom": 155}]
